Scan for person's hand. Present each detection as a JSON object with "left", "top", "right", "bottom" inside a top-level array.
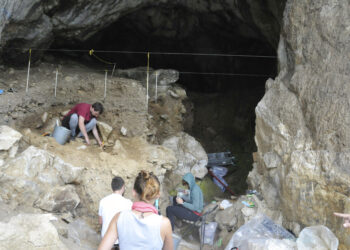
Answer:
[
  {"left": 85, "top": 138, "right": 91, "bottom": 145},
  {"left": 334, "top": 212, "right": 350, "bottom": 228},
  {"left": 176, "top": 197, "right": 184, "bottom": 204}
]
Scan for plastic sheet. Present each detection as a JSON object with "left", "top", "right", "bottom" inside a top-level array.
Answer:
[
  {"left": 225, "top": 214, "right": 296, "bottom": 250},
  {"left": 200, "top": 222, "right": 218, "bottom": 245},
  {"left": 211, "top": 166, "right": 228, "bottom": 192},
  {"left": 296, "top": 225, "right": 338, "bottom": 250}
]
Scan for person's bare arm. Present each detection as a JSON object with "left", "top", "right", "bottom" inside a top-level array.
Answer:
[
  {"left": 92, "top": 125, "right": 102, "bottom": 146},
  {"left": 334, "top": 212, "right": 350, "bottom": 228},
  {"left": 78, "top": 115, "right": 90, "bottom": 144},
  {"left": 98, "top": 213, "right": 120, "bottom": 250},
  {"left": 99, "top": 216, "right": 102, "bottom": 225},
  {"left": 161, "top": 217, "right": 173, "bottom": 250}
]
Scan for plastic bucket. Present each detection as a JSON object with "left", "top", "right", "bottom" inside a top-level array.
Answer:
[
  {"left": 52, "top": 126, "right": 71, "bottom": 145},
  {"left": 173, "top": 233, "right": 181, "bottom": 250}
]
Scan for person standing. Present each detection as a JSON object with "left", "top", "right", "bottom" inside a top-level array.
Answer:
[
  {"left": 166, "top": 173, "right": 204, "bottom": 230},
  {"left": 99, "top": 176, "right": 132, "bottom": 249},
  {"left": 98, "top": 171, "right": 173, "bottom": 250},
  {"left": 62, "top": 102, "right": 103, "bottom": 146}
]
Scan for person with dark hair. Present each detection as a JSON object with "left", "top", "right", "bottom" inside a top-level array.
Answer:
[
  {"left": 62, "top": 102, "right": 103, "bottom": 146},
  {"left": 99, "top": 176, "right": 132, "bottom": 250},
  {"left": 98, "top": 171, "right": 173, "bottom": 250},
  {"left": 166, "top": 173, "right": 204, "bottom": 230}
]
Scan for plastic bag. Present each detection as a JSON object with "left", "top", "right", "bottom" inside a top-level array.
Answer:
[
  {"left": 211, "top": 166, "right": 228, "bottom": 192},
  {"left": 296, "top": 225, "right": 338, "bottom": 250},
  {"left": 225, "top": 214, "right": 296, "bottom": 250},
  {"left": 220, "top": 199, "right": 233, "bottom": 209},
  {"left": 200, "top": 222, "right": 218, "bottom": 245}
]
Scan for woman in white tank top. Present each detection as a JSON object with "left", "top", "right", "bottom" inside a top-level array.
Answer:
[{"left": 98, "top": 171, "right": 173, "bottom": 250}]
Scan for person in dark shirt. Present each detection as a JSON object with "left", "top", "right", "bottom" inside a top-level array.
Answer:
[{"left": 62, "top": 102, "right": 103, "bottom": 146}]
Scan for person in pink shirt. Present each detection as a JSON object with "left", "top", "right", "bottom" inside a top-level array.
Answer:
[{"left": 62, "top": 102, "right": 103, "bottom": 146}]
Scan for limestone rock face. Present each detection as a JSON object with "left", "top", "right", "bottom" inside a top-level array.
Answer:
[
  {"left": 0, "top": 125, "right": 22, "bottom": 166},
  {"left": 162, "top": 132, "right": 208, "bottom": 179},
  {"left": 0, "top": 0, "right": 53, "bottom": 64},
  {"left": 34, "top": 185, "right": 80, "bottom": 213},
  {"left": 0, "top": 146, "right": 83, "bottom": 210},
  {"left": 0, "top": 213, "right": 67, "bottom": 250},
  {"left": 0, "top": 0, "right": 284, "bottom": 63},
  {"left": 250, "top": 0, "right": 350, "bottom": 247}
]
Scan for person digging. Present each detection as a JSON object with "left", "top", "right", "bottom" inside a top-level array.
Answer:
[{"left": 62, "top": 102, "right": 103, "bottom": 146}]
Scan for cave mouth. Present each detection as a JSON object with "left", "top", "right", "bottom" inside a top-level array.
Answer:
[{"left": 49, "top": 3, "right": 279, "bottom": 194}]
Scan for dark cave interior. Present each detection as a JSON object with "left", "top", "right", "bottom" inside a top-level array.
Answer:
[{"left": 51, "top": 4, "right": 280, "bottom": 193}]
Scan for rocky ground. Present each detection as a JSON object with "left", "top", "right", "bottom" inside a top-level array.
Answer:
[
  {"left": 0, "top": 55, "right": 341, "bottom": 250},
  {"left": 0, "top": 57, "right": 227, "bottom": 249}
]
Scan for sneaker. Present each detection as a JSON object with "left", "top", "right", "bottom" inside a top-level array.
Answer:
[{"left": 70, "top": 136, "right": 75, "bottom": 141}]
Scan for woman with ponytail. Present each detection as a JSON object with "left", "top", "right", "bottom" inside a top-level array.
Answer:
[{"left": 98, "top": 171, "right": 173, "bottom": 250}]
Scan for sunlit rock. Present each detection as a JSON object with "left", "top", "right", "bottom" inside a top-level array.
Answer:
[
  {"left": 162, "top": 132, "right": 208, "bottom": 178},
  {"left": 0, "top": 146, "right": 83, "bottom": 208},
  {"left": 34, "top": 185, "right": 80, "bottom": 213},
  {"left": 0, "top": 125, "right": 22, "bottom": 164},
  {"left": 97, "top": 121, "right": 113, "bottom": 143},
  {"left": 0, "top": 213, "right": 67, "bottom": 250}
]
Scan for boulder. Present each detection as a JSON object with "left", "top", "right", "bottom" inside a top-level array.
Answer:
[
  {"left": 0, "top": 146, "right": 83, "bottom": 209},
  {"left": 150, "top": 69, "right": 179, "bottom": 86},
  {"left": 97, "top": 121, "right": 113, "bottom": 143},
  {"left": 0, "top": 213, "right": 67, "bottom": 250},
  {"left": 0, "top": 125, "right": 22, "bottom": 165},
  {"left": 34, "top": 185, "right": 80, "bottom": 213},
  {"left": 162, "top": 132, "right": 208, "bottom": 179},
  {"left": 66, "top": 219, "right": 101, "bottom": 249}
]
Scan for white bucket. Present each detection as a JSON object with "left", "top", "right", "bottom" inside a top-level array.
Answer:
[
  {"left": 173, "top": 233, "right": 181, "bottom": 250},
  {"left": 52, "top": 125, "right": 71, "bottom": 145}
]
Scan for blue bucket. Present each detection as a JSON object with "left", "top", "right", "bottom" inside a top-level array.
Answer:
[{"left": 52, "top": 125, "right": 71, "bottom": 145}]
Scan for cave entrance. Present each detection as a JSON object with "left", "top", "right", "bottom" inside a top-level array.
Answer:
[{"left": 50, "top": 3, "right": 281, "bottom": 194}]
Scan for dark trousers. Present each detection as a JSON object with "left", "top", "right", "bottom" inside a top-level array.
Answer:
[{"left": 166, "top": 198, "right": 200, "bottom": 230}]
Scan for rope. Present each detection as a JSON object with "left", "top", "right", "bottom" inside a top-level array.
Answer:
[
  {"left": 1, "top": 46, "right": 277, "bottom": 59},
  {"left": 89, "top": 49, "right": 116, "bottom": 65},
  {"left": 3, "top": 68, "right": 273, "bottom": 78}
]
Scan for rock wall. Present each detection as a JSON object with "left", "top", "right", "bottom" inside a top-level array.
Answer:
[
  {"left": 249, "top": 0, "right": 350, "bottom": 247},
  {"left": 0, "top": 0, "right": 285, "bottom": 64}
]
